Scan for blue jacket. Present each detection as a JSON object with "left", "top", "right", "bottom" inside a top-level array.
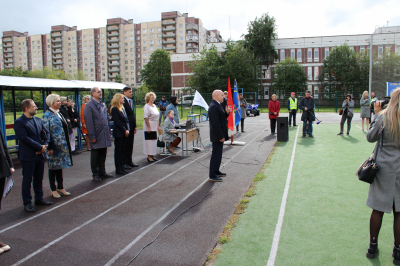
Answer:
[
  {"left": 42, "top": 110, "right": 72, "bottom": 170},
  {"left": 158, "top": 100, "right": 169, "bottom": 111},
  {"left": 14, "top": 114, "right": 49, "bottom": 161},
  {"left": 165, "top": 103, "right": 180, "bottom": 123}
]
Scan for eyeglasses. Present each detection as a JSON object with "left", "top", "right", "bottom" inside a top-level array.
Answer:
[{"left": 95, "top": 91, "right": 101, "bottom": 93}]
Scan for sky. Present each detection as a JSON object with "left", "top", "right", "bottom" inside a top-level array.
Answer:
[{"left": 1, "top": 0, "right": 400, "bottom": 40}]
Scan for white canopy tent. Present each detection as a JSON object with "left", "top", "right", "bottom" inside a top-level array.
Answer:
[{"left": 0, "top": 75, "right": 128, "bottom": 148}]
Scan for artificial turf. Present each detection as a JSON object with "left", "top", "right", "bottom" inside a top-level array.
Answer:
[{"left": 214, "top": 123, "right": 396, "bottom": 266}]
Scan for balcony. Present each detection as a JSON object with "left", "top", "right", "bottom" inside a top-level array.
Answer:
[
  {"left": 2, "top": 37, "right": 12, "bottom": 42},
  {"left": 107, "top": 26, "right": 119, "bottom": 31},
  {"left": 107, "top": 50, "right": 119, "bottom": 55},
  {"left": 108, "top": 44, "right": 119, "bottom": 49},
  {"left": 108, "top": 73, "right": 117, "bottom": 78},
  {"left": 186, "top": 38, "right": 199, "bottom": 43},
  {"left": 162, "top": 34, "right": 176, "bottom": 38},
  {"left": 109, "top": 62, "right": 120, "bottom": 66},
  {"left": 5, "top": 64, "right": 14, "bottom": 68},
  {"left": 109, "top": 68, "right": 120, "bottom": 73},
  {"left": 53, "top": 61, "right": 63, "bottom": 65},
  {"left": 53, "top": 55, "right": 63, "bottom": 59},
  {"left": 107, "top": 32, "right": 119, "bottom": 37},
  {"left": 165, "top": 46, "right": 176, "bottom": 50},
  {"left": 52, "top": 38, "right": 62, "bottom": 43},
  {"left": 186, "top": 49, "right": 199, "bottom": 53},
  {"left": 186, "top": 24, "right": 199, "bottom": 31},
  {"left": 4, "top": 59, "right": 13, "bottom": 63},
  {"left": 3, "top": 43, "right": 12, "bottom": 48},
  {"left": 4, "top": 48, "right": 13, "bottom": 53},
  {"left": 108, "top": 38, "right": 119, "bottom": 43},
  {"left": 51, "top": 32, "right": 62, "bottom": 37},
  {"left": 187, "top": 44, "right": 199, "bottom": 48},
  {"left": 163, "top": 40, "right": 176, "bottom": 44},
  {"left": 54, "top": 65, "right": 63, "bottom": 70},
  {"left": 52, "top": 44, "right": 62, "bottom": 48},
  {"left": 163, "top": 26, "right": 176, "bottom": 32},
  {"left": 108, "top": 56, "right": 120, "bottom": 60},
  {"left": 4, "top": 54, "right": 13, "bottom": 58},
  {"left": 162, "top": 20, "right": 176, "bottom": 25},
  {"left": 53, "top": 49, "right": 62, "bottom": 54}
]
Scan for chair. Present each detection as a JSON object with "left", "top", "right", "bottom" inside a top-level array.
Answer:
[{"left": 158, "top": 128, "right": 171, "bottom": 156}]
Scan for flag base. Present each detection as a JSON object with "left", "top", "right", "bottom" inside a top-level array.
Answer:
[{"left": 224, "top": 141, "right": 246, "bottom": 146}]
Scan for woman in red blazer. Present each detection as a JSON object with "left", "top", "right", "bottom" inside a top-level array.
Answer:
[{"left": 268, "top": 94, "right": 281, "bottom": 135}]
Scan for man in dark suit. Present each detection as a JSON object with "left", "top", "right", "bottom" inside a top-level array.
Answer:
[
  {"left": 122, "top": 87, "right": 138, "bottom": 169},
  {"left": 84, "top": 87, "right": 113, "bottom": 181},
  {"left": 208, "top": 90, "right": 228, "bottom": 182},
  {"left": 14, "top": 99, "right": 52, "bottom": 212}
]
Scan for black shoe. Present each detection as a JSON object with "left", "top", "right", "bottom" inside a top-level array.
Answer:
[
  {"left": 101, "top": 173, "right": 113, "bottom": 179},
  {"left": 24, "top": 203, "right": 36, "bottom": 212},
  {"left": 393, "top": 245, "right": 400, "bottom": 265},
  {"left": 123, "top": 164, "right": 132, "bottom": 169},
  {"left": 346, "top": 133, "right": 350, "bottom": 136},
  {"left": 93, "top": 176, "right": 102, "bottom": 182},
  {"left": 71, "top": 150, "right": 78, "bottom": 155},
  {"left": 366, "top": 241, "right": 379, "bottom": 259},
  {"left": 289, "top": 125, "right": 292, "bottom": 127},
  {"left": 147, "top": 158, "right": 154, "bottom": 163},
  {"left": 302, "top": 135, "right": 306, "bottom": 138},
  {"left": 309, "top": 135, "right": 314, "bottom": 138},
  {"left": 152, "top": 158, "right": 159, "bottom": 161},
  {"left": 116, "top": 170, "right": 127, "bottom": 175},
  {"left": 337, "top": 133, "right": 344, "bottom": 136},
  {"left": 217, "top": 172, "right": 226, "bottom": 177},
  {"left": 34, "top": 199, "right": 53, "bottom": 206},
  {"left": 294, "top": 125, "right": 297, "bottom": 127},
  {"left": 128, "top": 162, "right": 139, "bottom": 167},
  {"left": 209, "top": 177, "right": 223, "bottom": 182},
  {"left": 241, "top": 131, "right": 246, "bottom": 133}
]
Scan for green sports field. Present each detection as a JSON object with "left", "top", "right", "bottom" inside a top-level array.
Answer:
[{"left": 214, "top": 123, "right": 396, "bottom": 265}]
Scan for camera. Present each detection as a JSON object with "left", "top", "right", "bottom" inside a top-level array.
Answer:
[{"left": 378, "top": 96, "right": 391, "bottom": 109}]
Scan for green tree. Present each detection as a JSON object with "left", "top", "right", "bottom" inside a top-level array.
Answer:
[
  {"left": 115, "top": 74, "right": 123, "bottom": 83},
  {"left": 140, "top": 49, "right": 171, "bottom": 92},
  {"left": 242, "top": 13, "right": 278, "bottom": 68},
  {"left": 319, "top": 44, "right": 367, "bottom": 91},
  {"left": 372, "top": 48, "right": 400, "bottom": 96},
  {"left": 187, "top": 45, "right": 226, "bottom": 93},
  {"left": 272, "top": 57, "right": 307, "bottom": 92},
  {"left": 224, "top": 41, "right": 261, "bottom": 92}
]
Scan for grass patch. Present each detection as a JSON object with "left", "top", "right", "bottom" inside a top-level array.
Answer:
[{"left": 204, "top": 143, "right": 280, "bottom": 266}]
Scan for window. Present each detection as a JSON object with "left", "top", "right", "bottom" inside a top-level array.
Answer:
[
  {"left": 130, "top": 37, "right": 134, "bottom": 40},
  {"left": 144, "top": 53, "right": 147, "bottom": 57},
  {"left": 290, "top": 49, "right": 295, "bottom": 59},
  {"left": 378, "top": 45, "right": 383, "bottom": 56},
  {"left": 150, "top": 41, "right": 154, "bottom": 44},
  {"left": 143, "top": 47, "right": 147, "bottom": 51},
  {"left": 280, "top": 50, "right": 285, "bottom": 60},
  {"left": 314, "top": 66, "right": 319, "bottom": 80},
  {"left": 150, "top": 35, "right": 153, "bottom": 38},
  {"left": 179, "top": 24, "right": 183, "bottom": 28},
  {"left": 179, "top": 31, "right": 183, "bottom": 34},
  {"left": 325, "top": 48, "right": 329, "bottom": 58},
  {"left": 124, "top": 31, "right": 128, "bottom": 35},
  {"left": 143, "top": 41, "right": 146, "bottom": 45},
  {"left": 89, "top": 41, "right": 93, "bottom": 44},
  {"left": 158, "top": 28, "right": 161, "bottom": 31},
  {"left": 143, "top": 29, "right": 147, "bottom": 33},
  {"left": 314, "top": 48, "right": 319, "bottom": 61},
  {"left": 143, "top": 59, "right": 147, "bottom": 63},
  {"left": 179, "top": 37, "right": 183, "bottom": 41},
  {"left": 89, "top": 35, "right": 93, "bottom": 38},
  {"left": 360, "top": 45, "right": 365, "bottom": 53},
  {"left": 180, "top": 43, "right": 183, "bottom": 47},
  {"left": 137, "top": 37, "right": 140, "bottom": 40},
  {"left": 130, "top": 42, "right": 134, "bottom": 46},
  {"left": 307, "top": 66, "right": 312, "bottom": 80},
  {"left": 143, "top": 35, "right": 146, "bottom": 39},
  {"left": 157, "top": 40, "right": 162, "bottom": 44},
  {"left": 307, "top": 48, "right": 312, "bottom": 61},
  {"left": 158, "top": 34, "right": 162, "bottom": 38},
  {"left": 386, "top": 45, "right": 391, "bottom": 54}
]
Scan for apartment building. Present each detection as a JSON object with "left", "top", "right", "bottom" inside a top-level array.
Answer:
[
  {"left": 171, "top": 26, "right": 400, "bottom": 96},
  {"left": 1, "top": 11, "right": 224, "bottom": 87}
]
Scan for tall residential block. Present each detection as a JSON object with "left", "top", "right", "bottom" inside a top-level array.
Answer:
[{"left": 1, "top": 11, "right": 224, "bottom": 87}]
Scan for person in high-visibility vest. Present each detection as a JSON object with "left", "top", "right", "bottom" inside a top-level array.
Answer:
[{"left": 287, "top": 92, "right": 298, "bottom": 127}]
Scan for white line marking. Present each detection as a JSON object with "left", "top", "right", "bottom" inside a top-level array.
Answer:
[
  {"left": 0, "top": 156, "right": 171, "bottom": 235},
  {"left": 105, "top": 130, "right": 264, "bottom": 265},
  {"left": 10, "top": 148, "right": 214, "bottom": 266},
  {"left": 355, "top": 125, "right": 367, "bottom": 132},
  {"left": 266, "top": 126, "right": 300, "bottom": 266}
]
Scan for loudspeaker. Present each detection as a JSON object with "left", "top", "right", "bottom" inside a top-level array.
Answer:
[{"left": 277, "top": 117, "right": 289, "bottom": 142}]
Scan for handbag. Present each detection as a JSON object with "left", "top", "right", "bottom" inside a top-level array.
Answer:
[
  {"left": 339, "top": 109, "right": 343, "bottom": 115},
  {"left": 356, "top": 129, "right": 383, "bottom": 184}
]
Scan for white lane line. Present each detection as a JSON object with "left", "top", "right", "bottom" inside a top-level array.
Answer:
[
  {"left": 355, "top": 125, "right": 367, "bottom": 132},
  {"left": 10, "top": 149, "right": 214, "bottom": 266},
  {"left": 0, "top": 156, "right": 171, "bottom": 235},
  {"left": 105, "top": 130, "right": 265, "bottom": 265},
  {"left": 266, "top": 126, "right": 300, "bottom": 266}
]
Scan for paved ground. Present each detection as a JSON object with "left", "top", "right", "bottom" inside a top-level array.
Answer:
[{"left": 0, "top": 113, "right": 279, "bottom": 266}]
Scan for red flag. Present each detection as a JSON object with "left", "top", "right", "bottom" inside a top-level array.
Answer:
[{"left": 227, "top": 77, "right": 234, "bottom": 132}]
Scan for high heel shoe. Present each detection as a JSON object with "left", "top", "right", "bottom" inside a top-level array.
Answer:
[
  {"left": 152, "top": 157, "right": 158, "bottom": 161},
  {"left": 147, "top": 158, "right": 154, "bottom": 163},
  {"left": 57, "top": 189, "right": 71, "bottom": 196},
  {"left": 51, "top": 191, "right": 61, "bottom": 198}
]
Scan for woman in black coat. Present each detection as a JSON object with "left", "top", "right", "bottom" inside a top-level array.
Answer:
[
  {"left": 67, "top": 100, "right": 80, "bottom": 154},
  {"left": 110, "top": 93, "right": 130, "bottom": 175},
  {"left": 0, "top": 128, "right": 14, "bottom": 254},
  {"left": 59, "top": 96, "right": 72, "bottom": 136}
]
